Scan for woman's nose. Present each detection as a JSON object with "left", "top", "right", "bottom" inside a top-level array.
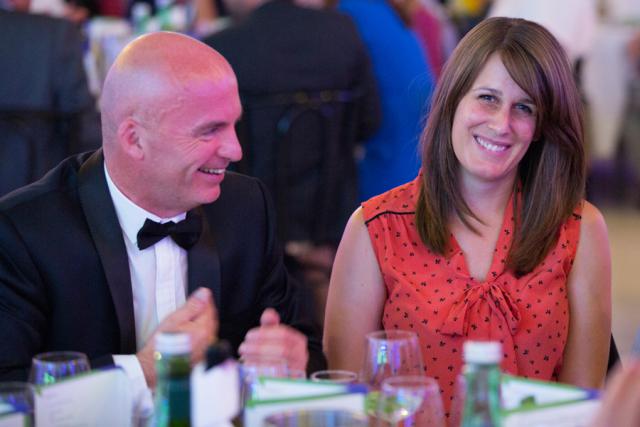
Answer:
[{"left": 487, "top": 107, "right": 511, "bottom": 135}]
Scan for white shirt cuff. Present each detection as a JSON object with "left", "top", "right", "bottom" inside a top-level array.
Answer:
[{"left": 113, "top": 354, "right": 154, "bottom": 422}]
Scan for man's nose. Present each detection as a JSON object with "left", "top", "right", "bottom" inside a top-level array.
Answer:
[{"left": 220, "top": 129, "right": 243, "bottom": 162}]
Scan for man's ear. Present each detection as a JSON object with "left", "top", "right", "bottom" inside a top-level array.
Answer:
[{"left": 117, "top": 118, "right": 145, "bottom": 160}]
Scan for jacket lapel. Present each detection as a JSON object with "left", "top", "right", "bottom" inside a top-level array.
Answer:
[
  {"left": 77, "top": 150, "right": 136, "bottom": 353},
  {"left": 187, "top": 207, "right": 222, "bottom": 306}
]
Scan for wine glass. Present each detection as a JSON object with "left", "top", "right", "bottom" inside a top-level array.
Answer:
[
  {"left": 377, "top": 376, "right": 445, "bottom": 427},
  {"left": 361, "top": 330, "right": 424, "bottom": 389},
  {"left": 449, "top": 373, "right": 467, "bottom": 427},
  {"left": 310, "top": 369, "right": 358, "bottom": 384},
  {"left": 29, "top": 351, "right": 90, "bottom": 385}
]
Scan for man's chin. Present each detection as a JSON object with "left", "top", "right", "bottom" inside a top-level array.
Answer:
[{"left": 198, "top": 187, "right": 222, "bottom": 205}]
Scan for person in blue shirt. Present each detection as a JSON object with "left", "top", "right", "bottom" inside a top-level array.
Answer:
[{"left": 339, "top": 0, "right": 435, "bottom": 200}]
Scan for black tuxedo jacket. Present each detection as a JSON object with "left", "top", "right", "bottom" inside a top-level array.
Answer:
[{"left": 0, "top": 151, "right": 325, "bottom": 380}]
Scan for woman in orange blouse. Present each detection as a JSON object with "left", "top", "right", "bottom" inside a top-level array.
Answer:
[{"left": 323, "top": 17, "right": 611, "bottom": 413}]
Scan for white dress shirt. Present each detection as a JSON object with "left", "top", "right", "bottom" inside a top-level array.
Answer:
[{"left": 104, "top": 165, "right": 189, "bottom": 417}]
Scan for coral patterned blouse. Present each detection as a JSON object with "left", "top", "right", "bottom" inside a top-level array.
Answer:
[{"left": 362, "top": 176, "right": 582, "bottom": 412}]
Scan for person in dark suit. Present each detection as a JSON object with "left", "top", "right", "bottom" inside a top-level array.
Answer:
[
  {"left": 204, "top": 0, "right": 380, "bottom": 313},
  {"left": 0, "top": 6, "right": 100, "bottom": 196},
  {"left": 0, "top": 31, "right": 323, "bottom": 400}
]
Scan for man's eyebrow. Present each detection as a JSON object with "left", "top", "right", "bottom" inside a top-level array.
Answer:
[{"left": 193, "top": 121, "right": 224, "bottom": 134}]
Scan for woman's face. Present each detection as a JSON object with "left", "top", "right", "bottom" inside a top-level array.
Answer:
[{"left": 451, "top": 53, "right": 537, "bottom": 188}]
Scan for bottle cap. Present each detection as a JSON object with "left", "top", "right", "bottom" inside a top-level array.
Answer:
[
  {"left": 463, "top": 340, "right": 502, "bottom": 364},
  {"left": 156, "top": 332, "right": 191, "bottom": 355}
]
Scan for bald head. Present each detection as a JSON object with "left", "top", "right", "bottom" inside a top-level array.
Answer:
[
  {"left": 101, "top": 32, "right": 235, "bottom": 152},
  {"left": 99, "top": 32, "right": 243, "bottom": 217}
]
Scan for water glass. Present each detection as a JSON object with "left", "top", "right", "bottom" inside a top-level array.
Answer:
[
  {"left": 239, "top": 355, "right": 288, "bottom": 403},
  {"left": 287, "top": 369, "right": 307, "bottom": 379},
  {"left": 377, "top": 376, "right": 445, "bottom": 427},
  {"left": 310, "top": 370, "right": 358, "bottom": 384},
  {"left": 361, "top": 330, "right": 424, "bottom": 389},
  {"left": 263, "top": 409, "right": 368, "bottom": 426},
  {"left": 0, "top": 382, "right": 34, "bottom": 417},
  {"left": 29, "top": 351, "right": 90, "bottom": 385}
]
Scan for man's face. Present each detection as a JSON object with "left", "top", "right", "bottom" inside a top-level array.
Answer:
[{"left": 136, "top": 74, "right": 243, "bottom": 217}]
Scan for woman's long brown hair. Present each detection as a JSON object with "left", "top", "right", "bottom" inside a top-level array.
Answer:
[{"left": 415, "top": 17, "right": 585, "bottom": 276}]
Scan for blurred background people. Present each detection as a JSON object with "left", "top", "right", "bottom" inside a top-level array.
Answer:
[
  {"left": 0, "top": 0, "right": 100, "bottom": 197},
  {"left": 488, "top": 0, "right": 598, "bottom": 65},
  {"left": 386, "top": 0, "right": 452, "bottom": 80},
  {"left": 581, "top": 0, "right": 640, "bottom": 206},
  {"left": 447, "top": 0, "right": 490, "bottom": 36},
  {"left": 204, "top": 0, "right": 381, "bottom": 324},
  {"left": 338, "top": 0, "right": 435, "bottom": 201}
]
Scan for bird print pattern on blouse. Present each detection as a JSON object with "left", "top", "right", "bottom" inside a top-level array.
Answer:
[{"left": 361, "top": 176, "right": 582, "bottom": 414}]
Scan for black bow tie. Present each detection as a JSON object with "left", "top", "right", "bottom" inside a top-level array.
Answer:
[{"left": 137, "top": 212, "right": 202, "bottom": 250}]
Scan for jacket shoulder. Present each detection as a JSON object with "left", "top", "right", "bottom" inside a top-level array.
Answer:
[{"left": 0, "top": 153, "right": 88, "bottom": 213}]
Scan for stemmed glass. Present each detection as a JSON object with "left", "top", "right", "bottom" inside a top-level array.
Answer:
[
  {"left": 29, "top": 351, "right": 91, "bottom": 386},
  {"left": 360, "top": 330, "right": 424, "bottom": 390},
  {"left": 449, "top": 373, "right": 467, "bottom": 427},
  {"left": 377, "top": 376, "right": 445, "bottom": 427}
]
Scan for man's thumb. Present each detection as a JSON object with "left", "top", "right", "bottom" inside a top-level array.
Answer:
[{"left": 260, "top": 308, "right": 280, "bottom": 327}]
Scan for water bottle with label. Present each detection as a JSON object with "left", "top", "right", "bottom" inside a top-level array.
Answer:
[{"left": 460, "top": 340, "right": 502, "bottom": 427}]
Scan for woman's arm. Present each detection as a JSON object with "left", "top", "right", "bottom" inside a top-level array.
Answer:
[
  {"left": 558, "top": 201, "right": 612, "bottom": 388},
  {"left": 323, "top": 207, "right": 386, "bottom": 372}
]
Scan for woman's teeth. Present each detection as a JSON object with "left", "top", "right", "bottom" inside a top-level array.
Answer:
[{"left": 475, "top": 136, "right": 507, "bottom": 152}]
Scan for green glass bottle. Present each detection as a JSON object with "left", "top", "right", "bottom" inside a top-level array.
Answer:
[
  {"left": 460, "top": 341, "right": 502, "bottom": 427},
  {"left": 153, "top": 332, "right": 192, "bottom": 427}
]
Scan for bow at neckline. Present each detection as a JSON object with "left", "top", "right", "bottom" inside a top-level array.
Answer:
[{"left": 441, "top": 281, "right": 521, "bottom": 337}]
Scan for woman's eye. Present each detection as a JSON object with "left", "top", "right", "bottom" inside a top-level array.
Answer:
[
  {"left": 515, "top": 103, "right": 534, "bottom": 115},
  {"left": 478, "top": 94, "right": 495, "bottom": 102}
]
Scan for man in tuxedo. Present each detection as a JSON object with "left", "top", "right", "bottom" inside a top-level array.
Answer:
[{"left": 0, "top": 32, "right": 323, "bottom": 397}]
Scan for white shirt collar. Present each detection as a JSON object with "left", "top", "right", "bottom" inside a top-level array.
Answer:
[{"left": 104, "top": 164, "right": 186, "bottom": 248}]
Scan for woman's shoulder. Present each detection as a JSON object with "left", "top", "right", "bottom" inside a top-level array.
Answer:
[
  {"left": 557, "top": 200, "right": 608, "bottom": 258},
  {"left": 563, "top": 200, "right": 605, "bottom": 230},
  {"left": 574, "top": 200, "right": 608, "bottom": 241},
  {"left": 361, "top": 176, "right": 421, "bottom": 223}
]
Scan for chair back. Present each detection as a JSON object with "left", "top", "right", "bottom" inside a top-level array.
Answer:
[
  {"left": 0, "top": 111, "right": 83, "bottom": 197},
  {"left": 237, "top": 89, "right": 361, "bottom": 245}
]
